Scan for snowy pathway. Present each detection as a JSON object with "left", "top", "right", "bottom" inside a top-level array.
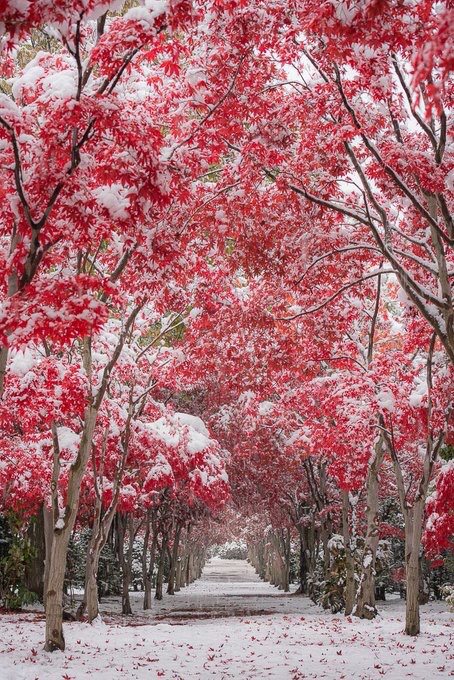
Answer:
[
  {"left": 0, "top": 559, "right": 452, "bottom": 679},
  {"left": 101, "top": 558, "right": 302, "bottom": 623}
]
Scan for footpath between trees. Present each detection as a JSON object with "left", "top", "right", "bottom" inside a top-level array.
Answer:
[{"left": 0, "top": 557, "right": 451, "bottom": 679}]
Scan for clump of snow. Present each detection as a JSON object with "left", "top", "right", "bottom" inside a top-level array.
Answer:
[
  {"left": 363, "top": 553, "right": 373, "bottom": 569},
  {"left": 57, "top": 427, "right": 81, "bottom": 463},
  {"left": 175, "top": 413, "right": 209, "bottom": 438},
  {"left": 9, "top": 348, "right": 36, "bottom": 377},
  {"left": 258, "top": 401, "right": 274, "bottom": 416},
  {"left": 40, "top": 69, "right": 77, "bottom": 101},
  {"left": 327, "top": 534, "right": 344, "bottom": 552},
  {"left": 95, "top": 184, "right": 131, "bottom": 221},
  {"left": 55, "top": 508, "right": 65, "bottom": 530},
  {"left": 124, "top": 0, "right": 167, "bottom": 28},
  {"left": 0, "top": 93, "right": 20, "bottom": 125},
  {"left": 145, "top": 453, "right": 173, "bottom": 482},
  {"left": 186, "top": 67, "right": 206, "bottom": 88},
  {"left": 409, "top": 376, "right": 428, "bottom": 408},
  {"left": 377, "top": 387, "right": 396, "bottom": 413}
]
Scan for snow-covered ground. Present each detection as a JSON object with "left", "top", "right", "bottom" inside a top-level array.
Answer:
[{"left": 1, "top": 558, "right": 452, "bottom": 679}]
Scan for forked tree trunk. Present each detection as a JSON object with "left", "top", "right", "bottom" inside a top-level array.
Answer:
[
  {"left": 354, "top": 438, "right": 385, "bottom": 620},
  {"left": 385, "top": 333, "right": 450, "bottom": 635},
  {"left": 81, "top": 504, "right": 119, "bottom": 623}
]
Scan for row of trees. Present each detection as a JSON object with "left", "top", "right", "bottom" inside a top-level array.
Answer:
[{"left": 0, "top": 0, "right": 452, "bottom": 650}]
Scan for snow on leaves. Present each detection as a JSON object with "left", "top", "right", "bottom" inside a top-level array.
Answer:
[{"left": 0, "top": 275, "right": 110, "bottom": 346}]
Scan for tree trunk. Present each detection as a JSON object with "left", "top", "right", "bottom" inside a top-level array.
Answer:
[
  {"left": 342, "top": 491, "right": 356, "bottom": 616},
  {"left": 82, "top": 510, "right": 117, "bottom": 623},
  {"left": 404, "top": 500, "right": 425, "bottom": 635},
  {"left": 142, "top": 511, "right": 156, "bottom": 610},
  {"left": 44, "top": 407, "right": 98, "bottom": 651},
  {"left": 354, "top": 438, "right": 385, "bottom": 620},
  {"left": 24, "top": 505, "right": 46, "bottom": 602},
  {"left": 167, "top": 524, "right": 181, "bottom": 595},
  {"left": 175, "top": 555, "right": 183, "bottom": 592},
  {"left": 143, "top": 531, "right": 157, "bottom": 610},
  {"left": 0, "top": 258, "right": 19, "bottom": 397},
  {"left": 85, "top": 556, "right": 101, "bottom": 622},
  {"left": 43, "top": 529, "right": 68, "bottom": 651},
  {"left": 295, "top": 527, "right": 308, "bottom": 595},
  {"left": 43, "top": 505, "right": 53, "bottom": 611},
  {"left": 155, "top": 535, "right": 167, "bottom": 600},
  {"left": 185, "top": 552, "right": 190, "bottom": 586},
  {"left": 120, "top": 515, "right": 135, "bottom": 616},
  {"left": 122, "top": 566, "right": 132, "bottom": 615},
  {"left": 281, "top": 528, "right": 291, "bottom": 593}
]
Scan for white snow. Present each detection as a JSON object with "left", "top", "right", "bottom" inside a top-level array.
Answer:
[
  {"left": 258, "top": 400, "right": 274, "bottom": 416},
  {"left": 409, "top": 376, "right": 428, "bottom": 408},
  {"left": 8, "top": 348, "right": 36, "bottom": 377},
  {"left": 40, "top": 69, "right": 77, "bottom": 101},
  {"left": 0, "top": 559, "right": 451, "bottom": 679},
  {"left": 57, "top": 426, "right": 80, "bottom": 454},
  {"left": 95, "top": 185, "right": 131, "bottom": 221},
  {"left": 124, "top": 0, "right": 168, "bottom": 28},
  {"left": 174, "top": 412, "right": 210, "bottom": 438},
  {"left": 377, "top": 387, "right": 396, "bottom": 413}
]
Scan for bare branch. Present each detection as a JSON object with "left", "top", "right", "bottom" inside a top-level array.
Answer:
[
  {"left": 367, "top": 267, "right": 382, "bottom": 366},
  {"left": 278, "top": 269, "right": 396, "bottom": 320},
  {"left": 295, "top": 244, "right": 381, "bottom": 285}
]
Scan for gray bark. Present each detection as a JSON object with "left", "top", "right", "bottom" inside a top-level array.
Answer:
[{"left": 354, "top": 437, "right": 385, "bottom": 620}]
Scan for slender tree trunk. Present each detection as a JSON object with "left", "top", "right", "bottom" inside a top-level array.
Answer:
[
  {"left": 404, "top": 500, "right": 425, "bottom": 635},
  {"left": 143, "top": 531, "right": 157, "bottom": 609},
  {"left": 24, "top": 504, "right": 46, "bottom": 602},
  {"left": 82, "top": 507, "right": 118, "bottom": 622},
  {"left": 295, "top": 527, "right": 307, "bottom": 595},
  {"left": 43, "top": 505, "right": 53, "bottom": 611},
  {"left": 186, "top": 551, "right": 194, "bottom": 586},
  {"left": 44, "top": 527, "right": 69, "bottom": 651},
  {"left": 354, "top": 438, "right": 385, "bottom": 620},
  {"left": 44, "top": 407, "right": 97, "bottom": 651},
  {"left": 85, "top": 556, "right": 101, "bottom": 622},
  {"left": 167, "top": 524, "right": 181, "bottom": 595},
  {"left": 175, "top": 555, "right": 182, "bottom": 592},
  {"left": 281, "top": 528, "right": 291, "bottom": 593},
  {"left": 120, "top": 515, "right": 135, "bottom": 615},
  {"left": 155, "top": 534, "right": 168, "bottom": 600},
  {"left": 0, "top": 253, "right": 19, "bottom": 398},
  {"left": 142, "top": 511, "right": 152, "bottom": 610},
  {"left": 122, "top": 564, "right": 132, "bottom": 615},
  {"left": 342, "top": 491, "right": 356, "bottom": 616},
  {"left": 307, "top": 520, "right": 317, "bottom": 601}
]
